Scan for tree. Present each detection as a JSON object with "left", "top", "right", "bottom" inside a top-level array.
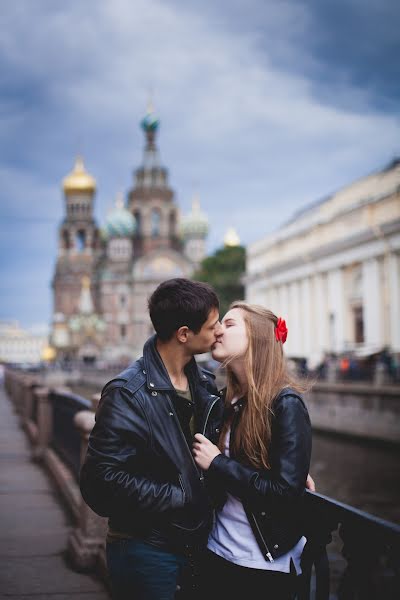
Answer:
[{"left": 193, "top": 245, "right": 246, "bottom": 317}]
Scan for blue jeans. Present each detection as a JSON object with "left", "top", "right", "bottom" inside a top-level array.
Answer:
[{"left": 106, "top": 538, "right": 188, "bottom": 600}]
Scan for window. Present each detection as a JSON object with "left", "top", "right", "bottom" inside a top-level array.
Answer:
[
  {"left": 353, "top": 306, "right": 364, "bottom": 344},
  {"left": 134, "top": 210, "right": 141, "bottom": 236},
  {"left": 76, "top": 230, "right": 86, "bottom": 252},
  {"left": 169, "top": 210, "right": 176, "bottom": 236},
  {"left": 120, "top": 324, "right": 126, "bottom": 339},
  {"left": 151, "top": 209, "right": 161, "bottom": 237},
  {"left": 63, "top": 230, "right": 70, "bottom": 249}
]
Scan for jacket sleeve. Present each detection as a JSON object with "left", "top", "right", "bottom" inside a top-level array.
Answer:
[
  {"left": 207, "top": 394, "right": 311, "bottom": 510},
  {"left": 79, "top": 386, "right": 185, "bottom": 517}
]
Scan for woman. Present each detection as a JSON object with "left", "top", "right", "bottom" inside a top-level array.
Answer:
[{"left": 192, "top": 302, "right": 312, "bottom": 600}]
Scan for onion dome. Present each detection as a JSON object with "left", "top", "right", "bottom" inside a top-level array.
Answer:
[
  {"left": 181, "top": 197, "right": 209, "bottom": 238},
  {"left": 104, "top": 194, "right": 136, "bottom": 238},
  {"left": 224, "top": 227, "right": 240, "bottom": 247},
  {"left": 140, "top": 100, "right": 160, "bottom": 133},
  {"left": 62, "top": 156, "right": 96, "bottom": 194}
]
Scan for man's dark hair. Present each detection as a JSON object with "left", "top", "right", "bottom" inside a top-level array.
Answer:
[{"left": 148, "top": 278, "right": 219, "bottom": 341}]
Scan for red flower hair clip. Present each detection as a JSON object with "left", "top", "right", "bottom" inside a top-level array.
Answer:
[{"left": 275, "top": 317, "right": 288, "bottom": 344}]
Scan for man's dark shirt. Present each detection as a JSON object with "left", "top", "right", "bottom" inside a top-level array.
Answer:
[{"left": 172, "top": 387, "right": 194, "bottom": 449}]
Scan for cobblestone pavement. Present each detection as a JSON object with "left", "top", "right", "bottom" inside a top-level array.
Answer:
[{"left": 0, "top": 384, "right": 110, "bottom": 599}]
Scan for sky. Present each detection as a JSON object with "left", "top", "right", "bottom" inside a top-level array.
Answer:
[{"left": 1, "top": 0, "right": 399, "bottom": 330}]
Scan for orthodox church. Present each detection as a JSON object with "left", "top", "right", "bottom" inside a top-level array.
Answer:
[{"left": 50, "top": 107, "right": 210, "bottom": 363}]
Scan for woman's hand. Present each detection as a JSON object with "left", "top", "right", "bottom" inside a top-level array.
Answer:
[
  {"left": 192, "top": 433, "right": 221, "bottom": 470},
  {"left": 306, "top": 473, "right": 316, "bottom": 492}
]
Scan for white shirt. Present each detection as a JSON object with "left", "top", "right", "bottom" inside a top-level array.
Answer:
[{"left": 207, "top": 406, "right": 306, "bottom": 574}]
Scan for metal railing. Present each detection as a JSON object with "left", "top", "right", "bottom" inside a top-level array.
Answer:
[
  {"left": 49, "top": 389, "right": 91, "bottom": 480},
  {"left": 300, "top": 490, "right": 400, "bottom": 599}
]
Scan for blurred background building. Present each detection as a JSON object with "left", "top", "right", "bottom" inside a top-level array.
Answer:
[
  {"left": 246, "top": 159, "right": 400, "bottom": 370},
  {"left": 0, "top": 321, "right": 49, "bottom": 365},
  {"left": 50, "top": 106, "right": 209, "bottom": 363}
]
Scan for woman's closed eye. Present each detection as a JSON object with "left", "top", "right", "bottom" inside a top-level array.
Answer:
[{"left": 223, "top": 319, "right": 235, "bottom": 328}]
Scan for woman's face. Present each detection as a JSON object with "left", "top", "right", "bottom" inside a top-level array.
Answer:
[{"left": 211, "top": 308, "right": 248, "bottom": 363}]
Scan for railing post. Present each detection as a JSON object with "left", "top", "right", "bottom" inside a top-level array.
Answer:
[
  {"left": 337, "top": 523, "right": 380, "bottom": 599},
  {"left": 11, "top": 371, "right": 26, "bottom": 415},
  {"left": 68, "top": 410, "right": 107, "bottom": 572},
  {"left": 32, "top": 387, "right": 51, "bottom": 460},
  {"left": 22, "top": 377, "right": 39, "bottom": 429}
]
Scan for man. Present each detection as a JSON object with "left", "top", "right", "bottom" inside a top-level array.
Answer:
[{"left": 80, "top": 278, "right": 223, "bottom": 600}]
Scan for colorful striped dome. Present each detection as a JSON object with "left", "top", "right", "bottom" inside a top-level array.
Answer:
[{"left": 104, "top": 196, "right": 136, "bottom": 238}]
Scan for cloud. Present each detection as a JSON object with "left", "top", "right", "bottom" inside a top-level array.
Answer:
[{"left": 0, "top": 0, "right": 399, "bottom": 326}]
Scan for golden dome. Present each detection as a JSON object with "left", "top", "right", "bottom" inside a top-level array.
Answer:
[
  {"left": 224, "top": 227, "right": 240, "bottom": 247},
  {"left": 41, "top": 345, "right": 56, "bottom": 362},
  {"left": 62, "top": 156, "right": 96, "bottom": 194}
]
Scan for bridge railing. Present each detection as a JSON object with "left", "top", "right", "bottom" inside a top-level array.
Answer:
[
  {"left": 49, "top": 388, "right": 92, "bottom": 479},
  {"left": 300, "top": 490, "right": 400, "bottom": 599},
  {"left": 3, "top": 367, "right": 400, "bottom": 598}
]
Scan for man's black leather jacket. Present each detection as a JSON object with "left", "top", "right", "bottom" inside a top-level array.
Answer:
[
  {"left": 206, "top": 388, "right": 312, "bottom": 562},
  {"left": 79, "top": 335, "right": 223, "bottom": 554}
]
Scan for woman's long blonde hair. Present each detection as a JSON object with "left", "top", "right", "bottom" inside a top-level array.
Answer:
[{"left": 219, "top": 301, "right": 309, "bottom": 470}]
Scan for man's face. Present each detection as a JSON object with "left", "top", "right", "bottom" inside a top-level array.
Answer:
[{"left": 186, "top": 307, "right": 220, "bottom": 355}]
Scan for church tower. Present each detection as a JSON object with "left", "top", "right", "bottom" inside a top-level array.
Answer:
[
  {"left": 127, "top": 103, "right": 181, "bottom": 255},
  {"left": 51, "top": 156, "right": 101, "bottom": 356},
  {"left": 50, "top": 108, "right": 210, "bottom": 363},
  {"left": 125, "top": 105, "right": 195, "bottom": 357}
]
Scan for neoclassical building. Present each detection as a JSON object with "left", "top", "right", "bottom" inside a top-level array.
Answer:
[
  {"left": 51, "top": 107, "right": 209, "bottom": 362},
  {"left": 245, "top": 159, "right": 400, "bottom": 365}
]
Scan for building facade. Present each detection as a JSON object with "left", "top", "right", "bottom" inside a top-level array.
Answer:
[
  {"left": 0, "top": 321, "right": 49, "bottom": 365},
  {"left": 51, "top": 108, "right": 209, "bottom": 363},
  {"left": 245, "top": 159, "right": 400, "bottom": 366}
]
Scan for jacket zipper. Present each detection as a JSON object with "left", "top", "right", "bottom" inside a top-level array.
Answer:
[
  {"left": 166, "top": 392, "right": 219, "bottom": 483},
  {"left": 178, "top": 473, "right": 187, "bottom": 500},
  {"left": 202, "top": 396, "right": 219, "bottom": 436},
  {"left": 199, "top": 396, "right": 220, "bottom": 481},
  {"left": 249, "top": 512, "right": 274, "bottom": 562}
]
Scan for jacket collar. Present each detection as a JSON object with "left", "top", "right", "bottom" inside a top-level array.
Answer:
[{"left": 142, "top": 334, "right": 209, "bottom": 391}]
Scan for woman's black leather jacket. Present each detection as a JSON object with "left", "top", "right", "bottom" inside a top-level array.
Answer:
[
  {"left": 206, "top": 388, "right": 312, "bottom": 561},
  {"left": 79, "top": 335, "right": 223, "bottom": 555}
]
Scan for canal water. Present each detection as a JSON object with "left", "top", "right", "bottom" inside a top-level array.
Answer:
[{"left": 311, "top": 430, "right": 400, "bottom": 524}]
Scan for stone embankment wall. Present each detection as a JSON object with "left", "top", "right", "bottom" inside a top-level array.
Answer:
[{"left": 305, "top": 382, "right": 400, "bottom": 444}]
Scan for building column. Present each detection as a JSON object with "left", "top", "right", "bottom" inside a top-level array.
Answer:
[
  {"left": 327, "top": 268, "right": 345, "bottom": 354},
  {"left": 314, "top": 272, "right": 328, "bottom": 360},
  {"left": 362, "top": 257, "right": 383, "bottom": 347},
  {"left": 278, "top": 283, "right": 289, "bottom": 325},
  {"left": 287, "top": 281, "right": 301, "bottom": 356},
  {"left": 389, "top": 252, "right": 400, "bottom": 352},
  {"left": 300, "top": 277, "right": 312, "bottom": 360},
  {"left": 268, "top": 286, "right": 279, "bottom": 315}
]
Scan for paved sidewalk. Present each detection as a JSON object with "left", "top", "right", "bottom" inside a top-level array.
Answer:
[{"left": 0, "top": 384, "right": 110, "bottom": 599}]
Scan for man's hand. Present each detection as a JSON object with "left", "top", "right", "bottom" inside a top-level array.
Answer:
[
  {"left": 192, "top": 433, "right": 221, "bottom": 470},
  {"left": 306, "top": 473, "right": 316, "bottom": 492}
]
